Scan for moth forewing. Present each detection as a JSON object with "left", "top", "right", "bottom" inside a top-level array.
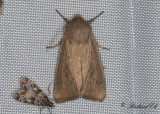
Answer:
[
  {"left": 53, "top": 40, "right": 79, "bottom": 103},
  {"left": 80, "top": 33, "right": 106, "bottom": 101},
  {"left": 51, "top": 10, "right": 106, "bottom": 103}
]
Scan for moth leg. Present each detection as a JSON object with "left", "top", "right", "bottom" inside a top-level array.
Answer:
[
  {"left": 40, "top": 106, "right": 45, "bottom": 114},
  {"left": 97, "top": 42, "right": 108, "bottom": 70},
  {"left": 47, "top": 81, "right": 52, "bottom": 96},
  {"left": 46, "top": 43, "right": 60, "bottom": 49},
  {"left": 46, "top": 39, "right": 62, "bottom": 49},
  {"left": 96, "top": 42, "right": 109, "bottom": 69},
  {"left": 96, "top": 42, "right": 110, "bottom": 50},
  {"left": 47, "top": 107, "right": 52, "bottom": 114},
  {"left": 39, "top": 106, "right": 42, "bottom": 114},
  {"left": 46, "top": 25, "right": 64, "bottom": 48}
]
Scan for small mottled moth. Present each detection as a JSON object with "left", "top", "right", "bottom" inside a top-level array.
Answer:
[{"left": 13, "top": 77, "right": 54, "bottom": 114}]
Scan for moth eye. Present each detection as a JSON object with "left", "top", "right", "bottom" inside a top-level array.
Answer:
[
  {"left": 13, "top": 93, "right": 20, "bottom": 100},
  {"left": 31, "top": 98, "right": 35, "bottom": 101},
  {"left": 39, "top": 96, "right": 43, "bottom": 99},
  {"left": 31, "top": 84, "right": 35, "bottom": 87}
]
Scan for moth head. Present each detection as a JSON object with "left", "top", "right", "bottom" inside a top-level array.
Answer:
[
  {"left": 13, "top": 90, "right": 26, "bottom": 100},
  {"left": 21, "top": 77, "right": 29, "bottom": 85},
  {"left": 13, "top": 92, "right": 20, "bottom": 100},
  {"left": 56, "top": 9, "right": 104, "bottom": 23}
]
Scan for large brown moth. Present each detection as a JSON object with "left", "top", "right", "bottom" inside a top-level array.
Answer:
[
  {"left": 47, "top": 10, "right": 109, "bottom": 103},
  {"left": 13, "top": 77, "right": 54, "bottom": 114}
]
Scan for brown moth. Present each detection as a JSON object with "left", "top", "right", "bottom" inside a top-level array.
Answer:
[
  {"left": 47, "top": 10, "right": 109, "bottom": 103},
  {"left": 13, "top": 77, "right": 54, "bottom": 114}
]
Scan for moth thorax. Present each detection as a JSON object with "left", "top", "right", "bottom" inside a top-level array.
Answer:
[{"left": 73, "top": 14, "right": 81, "bottom": 18}]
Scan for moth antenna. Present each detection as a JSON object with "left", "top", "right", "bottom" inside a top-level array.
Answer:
[
  {"left": 56, "top": 9, "right": 69, "bottom": 22},
  {"left": 88, "top": 11, "right": 104, "bottom": 23}
]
